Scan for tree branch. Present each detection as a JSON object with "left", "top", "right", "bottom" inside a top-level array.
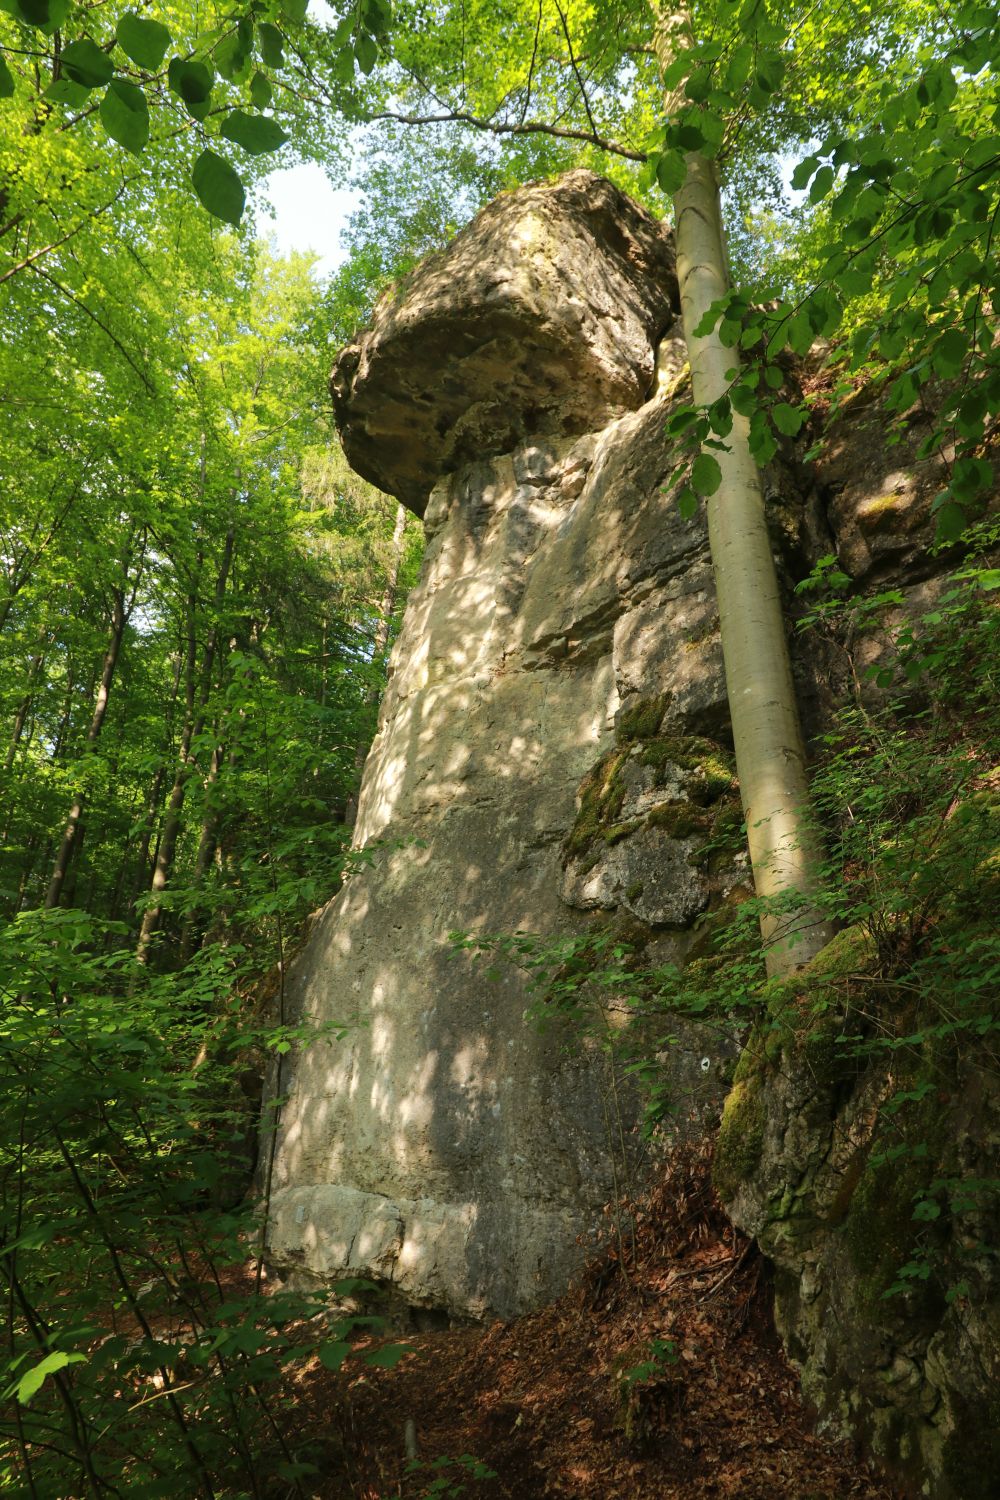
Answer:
[
  {"left": 363, "top": 106, "right": 644, "bottom": 161},
  {"left": 25, "top": 265, "right": 155, "bottom": 394},
  {"left": 553, "top": 0, "right": 599, "bottom": 143}
]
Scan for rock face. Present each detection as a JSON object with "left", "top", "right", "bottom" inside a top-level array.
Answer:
[
  {"left": 266, "top": 173, "right": 737, "bottom": 1320},
  {"left": 331, "top": 171, "right": 678, "bottom": 514},
  {"left": 266, "top": 166, "right": 999, "bottom": 1499}
]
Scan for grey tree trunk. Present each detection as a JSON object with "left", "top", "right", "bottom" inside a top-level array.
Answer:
[{"left": 655, "top": 9, "right": 834, "bottom": 973}]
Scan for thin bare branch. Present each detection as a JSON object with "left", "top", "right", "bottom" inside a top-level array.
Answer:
[
  {"left": 553, "top": 0, "right": 599, "bottom": 143},
  {"left": 364, "top": 106, "right": 644, "bottom": 161}
]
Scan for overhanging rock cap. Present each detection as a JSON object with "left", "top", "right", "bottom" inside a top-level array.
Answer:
[{"left": 331, "top": 170, "right": 678, "bottom": 515}]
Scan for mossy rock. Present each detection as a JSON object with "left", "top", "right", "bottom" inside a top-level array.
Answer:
[
  {"left": 714, "top": 1078, "right": 766, "bottom": 1200},
  {"left": 566, "top": 730, "right": 735, "bottom": 860},
  {"left": 844, "top": 1085, "right": 951, "bottom": 1317},
  {"left": 565, "top": 746, "right": 630, "bottom": 856},
  {"left": 615, "top": 693, "right": 671, "bottom": 744},
  {"left": 637, "top": 733, "right": 735, "bottom": 804},
  {"left": 646, "top": 802, "right": 710, "bottom": 839},
  {"left": 758, "top": 924, "right": 876, "bottom": 1068}
]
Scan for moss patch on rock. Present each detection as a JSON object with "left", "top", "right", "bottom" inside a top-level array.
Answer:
[
  {"left": 565, "top": 747, "right": 630, "bottom": 856},
  {"left": 646, "top": 802, "right": 710, "bottom": 839},
  {"left": 615, "top": 693, "right": 671, "bottom": 743},
  {"left": 713, "top": 1079, "right": 766, "bottom": 1200},
  {"left": 637, "top": 733, "right": 735, "bottom": 804},
  {"left": 566, "top": 731, "right": 735, "bottom": 862}
]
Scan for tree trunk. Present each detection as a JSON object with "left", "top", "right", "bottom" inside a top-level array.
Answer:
[
  {"left": 131, "top": 650, "right": 184, "bottom": 906},
  {"left": 655, "top": 9, "right": 833, "bottom": 974},
  {"left": 4, "top": 634, "right": 46, "bottom": 773},
  {"left": 45, "top": 591, "right": 126, "bottom": 910},
  {"left": 177, "top": 735, "right": 226, "bottom": 964},
  {"left": 136, "top": 524, "right": 234, "bottom": 961}
]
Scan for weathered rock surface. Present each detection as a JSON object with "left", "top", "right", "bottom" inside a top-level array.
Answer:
[
  {"left": 331, "top": 171, "right": 678, "bottom": 514},
  {"left": 267, "top": 174, "right": 732, "bottom": 1320},
  {"left": 268, "top": 166, "right": 999, "bottom": 1500},
  {"left": 717, "top": 928, "right": 1000, "bottom": 1500}
]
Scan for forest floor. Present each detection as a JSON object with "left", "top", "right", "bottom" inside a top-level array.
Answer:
[{"left": 283, "top": 1142, "right": 905, "bottom": 1500}]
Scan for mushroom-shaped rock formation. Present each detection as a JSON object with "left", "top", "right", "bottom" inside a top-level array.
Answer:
[
  {"left": 265, "top": 172, "right": 737, "bottom": 1323},
  {"left": 331, "top": 170, "right": 679, "bottom": 513}
]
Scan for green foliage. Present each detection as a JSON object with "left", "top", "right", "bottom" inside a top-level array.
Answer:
[
  {"left": 403, "top": 1452, "right": 499, "bottom": 1498},
  {"left": 0, "top": 148, "right": 421, "bottom": 1493},
  {"left": 0, "top": 1, "right": 391, "bottom": 225}
]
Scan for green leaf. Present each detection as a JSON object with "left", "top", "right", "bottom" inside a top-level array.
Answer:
[
  {"left": 674, "top": 120, "right": 704, "bottom": 151},
  {"left": 708, "top": 395, "right": 733, "bottom": 436},
  {"left": 249, "top": 70, "right": 272, "bottom": 109},
  {"left": 192, "top": 149, "right": 245, "bottom": 226},
  {"left": 168, "top": 57, "right": 213, "bottom": 104},
  {"left": 665, "top": 405, "right": 702, "bottom": 437},
  {"left": 220, "top": 110, "right": 290, "bottom": 155},
  {"left": 787, "top": 312, "right": 813, "bottom": 356},
  {"left": 17, "top": 1352, "right": 86, "bottom": 1404},
  {"left": 0, "top": 49, "right": 13, "bottom": 97},
  {"left": 809, "top": 165, "right": 835, "bottom": 204},
  {"left": 655, "top": 150, "right": 686, "bottom": 195},
  {"left": 45, "top": 77, "right": 90, "bottom": 106},
  {"left": 660, "top": 52, "right": 693, "bottom": 91},
  {"left": 364, "top": 1343, "right": 410, "bottom": 1369},
  {"left": 116, "top": 12, "right": 171, "bottom": 71},
  {"left": 99, "top": 78, "right": 149, "bottom": 153},
  {"left": 355, "top": 30, "right": 378, "bottom": 73},
  {"left": 216, "top": 32, "right": 251, "bottom": 83},
  {"left": 725, "top": 44, "right": 752, "bottom": 91},
  {"left": 361, "top": 0, "right": 391, "bottom": 34},
  {"left": 931, "top": 327, "right": 966, "bottom": 378},
  {"left": 691, "top": 453, "right": 723, "bottom": 496},
  {"left": 676, "top": 486, "right": 698, "bottom": 520},
  {"left": 934, "top": 500, "right": 966, "bottom": 542},
  {"left": 282, "top": 0, "right": 309, "bottom": 20},
  {"left": 790, "top": 154, "right": 819, "bottom": 192},
  {"left": 1, "top": 0, "right": 59, "bottom": 26},
  {"left": 772, "top": 403, "right": 805, "bottom": 436},
  {"left": 60, "top": 39, "right": 114, "bottom": 89},
  {"left": 754, "top": 52, "right": 785, "bottom": 94},
  {"left": 258, "top": 22, "right": 284, "bottom": 68},
  {"left": 749, "top": 410, "right": 777, "bottom": 466},
  {"left": 317, "top": 1340, "right": 351, "bottom": 1370},
  {"left": 951, "top": 456, "right": 992, "bottom": 501}
]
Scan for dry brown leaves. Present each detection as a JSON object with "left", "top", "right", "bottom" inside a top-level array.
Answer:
[{"left": 288, "top": 1140, "right": 905, "bottom": 1500}]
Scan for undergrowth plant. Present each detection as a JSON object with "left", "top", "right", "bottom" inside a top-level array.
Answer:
[{"left": 0, "top": 908, "right": 406, "bottom": 1498}]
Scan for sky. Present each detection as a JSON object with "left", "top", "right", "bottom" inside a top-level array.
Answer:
[{"left": 256, "top": 162, "right": 361, "bottom": 278}]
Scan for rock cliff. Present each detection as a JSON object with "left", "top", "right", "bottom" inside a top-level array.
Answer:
[
  {"left": 265, "top": 168, "right": 998, "bottom": 1499},
  {"left": 266, "top": 172, "right": 744, "bottom": 1320}
]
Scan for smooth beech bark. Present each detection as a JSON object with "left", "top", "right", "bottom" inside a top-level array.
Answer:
[{"left": 655, "top": 9, "right": 834, "bottom": 974}]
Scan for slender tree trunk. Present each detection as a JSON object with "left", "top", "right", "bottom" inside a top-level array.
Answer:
[
  {"left": 4, "top": 637, "right": 46, "bottom": 772},
  {"left": 177, "top": 735, "right": 226, "bottom": 964},
  {"left": 131, "top": 651, "right": 184, "bottom": 905},
  {"left": 45, "top": 592, "right": 126, "bottom": 910},
  {"left": 654, "top": 9, "right": 833, "bottom": 974},
  {"left": 136, "top": 525, "right": 234, "bottom": 960}
]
